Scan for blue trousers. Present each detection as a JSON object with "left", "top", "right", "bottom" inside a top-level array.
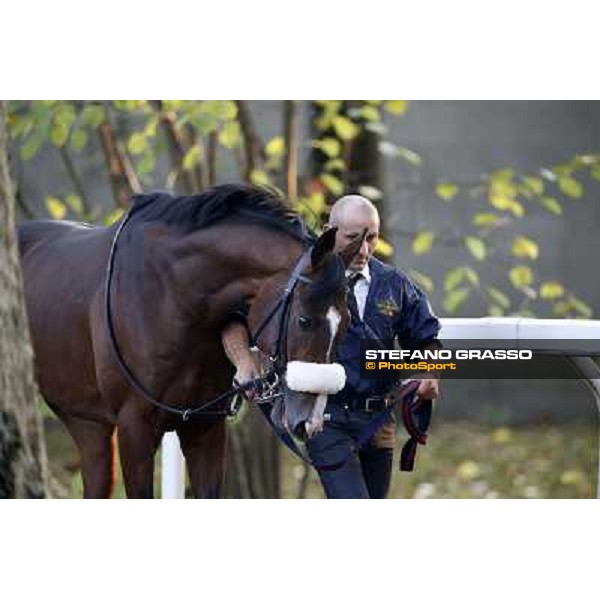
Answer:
[{"left": 306, "top": 402, "right": 394, "bottom": 499}]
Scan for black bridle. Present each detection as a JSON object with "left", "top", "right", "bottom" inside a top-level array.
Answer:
[{"left": 104, "top": 209, "right": 314, "bottom": 422}]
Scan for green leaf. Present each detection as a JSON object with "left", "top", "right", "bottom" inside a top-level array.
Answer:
[
  {"left": 444, "top": 287, "right": 470, "bottom": 314},
  {"left": 65, "top": 194, "right": 82, "bottom": 214},
  {"left": 218, "top": 121, "right": 241, "bottom": 149},
  {"left": 488, "top": 305, "right": 505, "bottom": 317},
  {"left": 436, "top": 183, "right": 458, "bottom": 201},
  {"left": 408, "top": 269, "right": 434, "bottom": 294},
  {"left": 511, "top": 235, "right": 539, "bottom": 260},
  {"left": 319, "top": 173, "right": 344, "bottom": 196},
  {"left": 486, "top": 286, "right": 511, "bottom": 310},
  {"left": 250, "top": 170, "right": 269, "bottom": 186},
  {"left": 464, "top": 236, "right": 486, "bottom": 261},
  {"left": 489, "top": 193, "right": 524, "bottom": 217},
  {"left": 324, "top": 158, "right": 345, "bottom": 172},
  {"left": 570, "top": 297, "right": 593, "bottom": 318},
  {"left": 359, "top": 105, "right": 380, "bottom": 122},
  {"left": 46, "top": 196, "right": 67, "bottom": 220},
  {"left": 265, "top": 136, "right": 285, "bottom": 157},
  {"left": 540, "top": 281, "right": 564, "bottom": 300},
  {"left": 306, "top": 191, "right": 326, "bottom": 214},
  {"left": 375, "top": 237, "right": 394, "bottom": 258},
  {"left": 509, "top": 265, "right": 533, "bottom": 289},
  {"left": 553, "top": 300, "right": 571, "bottom": 317},
  {"left": 472, "top": 212, "right": 502, "bottom": 227},
  {"left": 81, "top": 104, "right": 106, "bottom": 128},
  {"left": 397, "top": 147, "right": 422, "bottom": 167},
  {"left": 332, "top": 115, "right": 359, "bottom": 140},
  {"left": 138, "top": 151, "right": 155, "bottom": 175},
  {"left": 127, "top": 132, "right": 147, "bottom": 155},
  {"left": 103, "top": 208, "right": 125, "bottom": 226},
  {"left": 364, "top": 121, "right": 388, "bottom": 136},
  {"left": 71, "top": 129, "right": 88, "bottom": 152},
  {"left": 357, "top": 185, "right": 383, "bottom": 201},
  {"left": 49, "top": 121, "right": 70, "bottom": 147},
  {"left": 558, "top": 176, "right": 583, "bottom": 199},
  {"left": 539, "top": 196, "right": 563, "bottom": 215},
  {"left": 20, "top": 135, "right": 43, "bottom": 160},
  {"left": 523, "top": 176, "right": 544, "bottom": 195},
  {"left": 462, "top": 267, "right": 479, "bottom": 286},
  {"left": 444, "top": 267, "right": 465, "bottom": 292},
  {"left": 591, "top": 164, "right": 600, "bottom": 181},
  {"left": 215, "top": 100, "right": 238, "bottom": 120},
  {"left": 315, "top": 137, "right": 341, "bottom": 158},
  {"left": 189, "top": 110, "right": 220, "bottom": 135},
  {"left": 182, "top": 146, "right": 201, "bottom": 171},
  {"left": 384, "top": 100, "right": 408, "bottom": 116},
  {"left": 412, "top": 231, "right": 435, "bottom": 255}
]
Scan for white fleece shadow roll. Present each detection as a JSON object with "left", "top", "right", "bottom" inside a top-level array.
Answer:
[{"left": 285, "top": 361, "right": 346, "bottom": 395}]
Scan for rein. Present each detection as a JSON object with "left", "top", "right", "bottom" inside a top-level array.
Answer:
[{"left": 104, "top": 209, "right": 312, "bottom": 422}]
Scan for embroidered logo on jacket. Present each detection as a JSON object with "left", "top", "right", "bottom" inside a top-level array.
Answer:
[{"left": 376, "top": 298, "right": 400, "bottom": 317}]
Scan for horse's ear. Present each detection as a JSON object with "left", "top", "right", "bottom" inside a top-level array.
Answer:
[
  {"left": 337, "top": 228, "right": 367, "bottom": 268},
  {"left": 311, "top": 227, "right": 338, "bottom": 268}
]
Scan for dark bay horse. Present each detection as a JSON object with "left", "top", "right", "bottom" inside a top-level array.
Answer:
[{"left": 18, "top": 184, "right": 360, "bottom": 498}]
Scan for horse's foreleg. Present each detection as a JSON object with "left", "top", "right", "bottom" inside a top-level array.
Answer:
[
  {"left": 61, "top": 415, "right": 116, "bottom": 499},
  {"left": 178, "top": 419, "right": 228, "bottom": 499},
  {"left": 117, "top": 406, "right": 162, "bottom": 499}
]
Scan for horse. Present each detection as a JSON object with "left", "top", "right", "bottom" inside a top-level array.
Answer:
[{"left": 18, "top": 184, "right": 362, "bottom": 498}]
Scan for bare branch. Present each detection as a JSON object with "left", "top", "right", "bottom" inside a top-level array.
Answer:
[
  {"left": 283, "top": 100, "right": 298, "bottom": 202},
  {"left": 150, "top": 101, "right": 202, "bottom": 194},
  {"left": 97, "top": 103, "right": 141, "bottom": 208},
  {"left": 207, "top": 130, "right": 218, "bottom": 186},
  {"left": 235, "top": 100, "right": 265, "bottom": 181}
]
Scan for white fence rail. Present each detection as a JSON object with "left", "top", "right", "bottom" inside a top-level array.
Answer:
[{"left": 161, "top": 318, "right": 600, "bottom": 499}]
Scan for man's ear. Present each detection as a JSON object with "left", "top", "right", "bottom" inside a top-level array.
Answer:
[
  {"left": 338, "top": 228, "right": 367, "bottom": 268},
  {"left": 311, "top": 227, "right": 338, "bottom": 268}
]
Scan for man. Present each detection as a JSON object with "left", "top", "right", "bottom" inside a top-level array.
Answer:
[
  {"left": 303, "top": 195, "right": 440, "bottom": 498},
  {"left": 222, "top": 194, "right": 440, "bottom": 499}
]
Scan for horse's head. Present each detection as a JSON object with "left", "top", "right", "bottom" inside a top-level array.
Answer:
[{"left": 249, "top": 228, "right": 364, "bottom": 441}]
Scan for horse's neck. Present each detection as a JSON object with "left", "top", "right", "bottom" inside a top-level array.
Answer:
[
  {"left": 125, "top": 223, "right": 303, "bottom": 337},
  {"left": 111, "top": 223, "right": 303, "bottom": 392}
]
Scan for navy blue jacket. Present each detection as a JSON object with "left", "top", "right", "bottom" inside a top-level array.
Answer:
[{"left": 334, "top": 258, "right": 440, "bottom": 401}]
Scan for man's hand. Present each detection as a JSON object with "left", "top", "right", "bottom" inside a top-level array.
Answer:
[{"left": 416, "top": 377, "right": 440, "bottom": 401}]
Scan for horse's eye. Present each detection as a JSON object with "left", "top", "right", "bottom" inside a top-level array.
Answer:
[{"left": 298, "top": 316, "right": 313, "bottom": 331}]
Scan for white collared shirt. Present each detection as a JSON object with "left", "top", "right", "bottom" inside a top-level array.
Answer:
[{"left": 346, "top": 263, "right": 371, "bottom": 321}]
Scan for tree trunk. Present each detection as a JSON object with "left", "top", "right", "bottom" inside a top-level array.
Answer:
[{"left": 0, "top": 102, "right": 48, "bottom": 499}]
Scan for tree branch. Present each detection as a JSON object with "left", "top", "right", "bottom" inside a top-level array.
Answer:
[
  {"left": 150, "top": 101, "right": 202, "bottom": 194},
  {"left": 97, "top": 103, "right": 141, "bottom": 208},
  {"left": 283, "top": 100, "right": 298, "bottom": 202},
  {"left": 207, "top": 130, "right": 218, "bottom": 186},
  {"left": 235, "top": 101, "right": 265, "bottom": 181}
]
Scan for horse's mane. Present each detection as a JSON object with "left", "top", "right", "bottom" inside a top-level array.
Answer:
[{"left": 128, "top": 183, "right": 311, "bottom": 242}]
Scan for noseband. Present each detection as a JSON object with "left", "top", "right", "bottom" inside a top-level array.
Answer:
[{"left": 104, "top": 209, "right": 314, "bottom": 421}]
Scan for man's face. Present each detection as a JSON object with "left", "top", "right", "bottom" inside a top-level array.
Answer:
[{"left": 332, "top": 209, "right": 380, "bottom": 272}]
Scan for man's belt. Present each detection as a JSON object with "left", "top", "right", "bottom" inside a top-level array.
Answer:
[{"left": 355, "top": 395, "right": 392, "bottom": 413}]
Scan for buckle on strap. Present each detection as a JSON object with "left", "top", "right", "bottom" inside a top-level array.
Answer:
[{"left": 364, "top": 397, "right": 389, "bottom": 412}]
